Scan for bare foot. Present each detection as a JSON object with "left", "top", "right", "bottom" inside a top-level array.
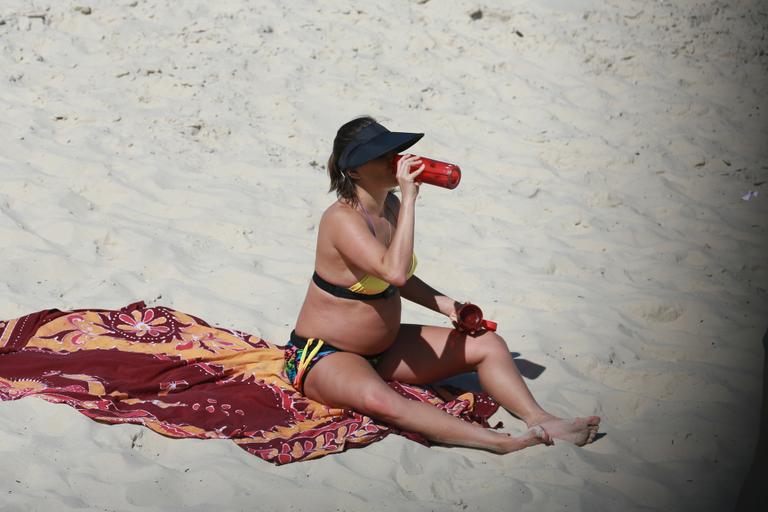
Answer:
[
  {"left": 526, "top": 414, "right": 601, "bottom": 446},
  {"left": 496, "top": 425, "right": 554, "bottom": 454}
]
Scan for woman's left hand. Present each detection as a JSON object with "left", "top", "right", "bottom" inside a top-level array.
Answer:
[{"left": 446, "top": 300, "right": 462, "bottom": 323}]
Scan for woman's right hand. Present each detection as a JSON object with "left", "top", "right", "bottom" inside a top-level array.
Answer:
[{"left": 395, "top": 154, "right": 425, "bottom": 202}]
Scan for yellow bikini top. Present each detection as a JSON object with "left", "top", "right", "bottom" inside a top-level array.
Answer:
[{"left": 347, "top": 254, "right": 418, "bottom": 295}]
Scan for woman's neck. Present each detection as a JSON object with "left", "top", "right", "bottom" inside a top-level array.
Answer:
[{"left": 355, "top": 186, "right": 389, "bottom": 216}]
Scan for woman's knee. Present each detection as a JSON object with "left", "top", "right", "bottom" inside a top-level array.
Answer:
[
  {"left": 472, "top": 331, "right": 511, "bottom": 363},
  {"left": 358, "top": 384, "right": 403, "bottom": 422}
]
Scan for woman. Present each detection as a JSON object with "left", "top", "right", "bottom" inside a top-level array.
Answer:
[{"left": 285, "top": 116, "right": 600, "bottom": 453}]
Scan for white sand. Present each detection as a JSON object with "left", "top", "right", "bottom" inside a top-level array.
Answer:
[{"left": 1, "top": 0, "right": 766, "bottom": 510}]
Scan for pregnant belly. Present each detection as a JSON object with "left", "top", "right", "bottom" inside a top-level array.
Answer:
[{"left": 294, "top": 285, "right": 401, "bottom": 354}]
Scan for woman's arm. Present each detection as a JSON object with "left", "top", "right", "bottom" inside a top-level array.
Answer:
[
  {"left": 330, "top": 156, "right": 424, "bottom": 286},
  {"left": 399, "top": 275, "right": 460, "bottom": 320}
]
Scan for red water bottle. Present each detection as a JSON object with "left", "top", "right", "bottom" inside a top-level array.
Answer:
[{"left": 393, "top": 155, "right": 462, "bottom": 189}]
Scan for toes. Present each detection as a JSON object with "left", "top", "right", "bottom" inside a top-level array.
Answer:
[
  {"left": 541, "top": 428, "right": 554, "bottom": 446},
  {"left": 531, "top": 425, "right": 554, "bottom": 446}
]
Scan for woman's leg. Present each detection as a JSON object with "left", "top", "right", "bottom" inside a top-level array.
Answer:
[
  {"left": 375, "top": 324, "right": 600, "bottom": 446},
  {"left": 302, "top": 351, "right": 551, "bottom": 453}
]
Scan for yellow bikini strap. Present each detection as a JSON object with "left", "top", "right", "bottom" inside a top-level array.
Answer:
[
  {"left": 407, "top": 253, "right": 418, "bottom": 278},
  {"left": 296, "top": 338, "right": 325, "bottom": 376}
]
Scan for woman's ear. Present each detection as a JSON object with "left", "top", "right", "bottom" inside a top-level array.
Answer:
[{"left": 347, "top": 169, "right": 360, "bottom": 181}]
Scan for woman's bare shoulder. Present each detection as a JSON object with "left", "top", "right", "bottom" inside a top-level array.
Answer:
[
  {"left": 320, "top": 200, "right": 363, "bottom": 236},
  {"left": 321, "top": 200, "right": 353, "bottom": 223}
]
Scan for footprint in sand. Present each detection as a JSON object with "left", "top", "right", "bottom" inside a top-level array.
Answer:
[
  {"left": 399, "top": 444, "right": 424, "bottom": 476},
  {"left": 631, "top": 303, "right": 685, "bottom": 323}
]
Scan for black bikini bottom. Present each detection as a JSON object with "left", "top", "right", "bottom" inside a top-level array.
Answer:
[{"left": 283, "top": 330, "right": 381, "bottom": 393}]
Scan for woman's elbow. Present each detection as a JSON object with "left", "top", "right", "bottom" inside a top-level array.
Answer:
[{"left": 386, "top": 272, "right": 408, "bottom": 288}]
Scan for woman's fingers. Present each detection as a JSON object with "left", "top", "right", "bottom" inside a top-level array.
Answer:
[
  {"left": 399, "top": 161, "right": 424, "bottom": 180},
  {"left": 396, "top": 155, "right": 424, "bottom": 201},
  {"left": 397, "top": 154, "right": 422, "bottom": 178},
  {"left": 409, "top": 162, "right": 425, "bottom": 179}
]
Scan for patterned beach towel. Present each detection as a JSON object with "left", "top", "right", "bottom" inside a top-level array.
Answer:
[{"left": 0, "top": 301, "right": 499, "bottom": 464}]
